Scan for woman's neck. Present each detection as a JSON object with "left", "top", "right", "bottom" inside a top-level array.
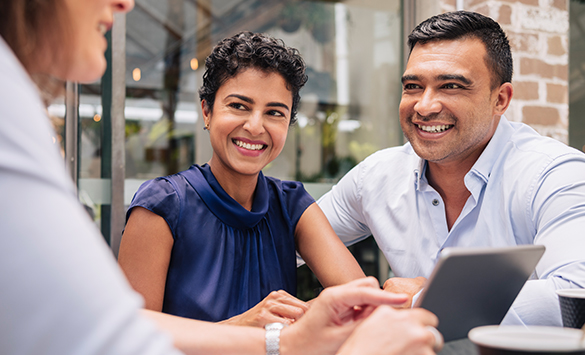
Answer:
[{"left": 207, "top": 160, "right": 258, "bottom": 211}]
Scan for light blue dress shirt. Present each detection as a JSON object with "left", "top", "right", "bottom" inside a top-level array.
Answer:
[{"left": 318, "top": 117, "right": 585, "bottom": 326}]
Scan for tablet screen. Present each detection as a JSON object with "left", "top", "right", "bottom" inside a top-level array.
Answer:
[{"left": 414, "top": 245, "right": 545, "bottom": 342}]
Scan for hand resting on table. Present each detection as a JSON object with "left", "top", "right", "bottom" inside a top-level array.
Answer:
[{"left": 220, "top": 290, "right": 309, "bottom": 327}]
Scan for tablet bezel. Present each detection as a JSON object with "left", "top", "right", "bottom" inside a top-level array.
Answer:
[{"left": 414, "top": 245, "right": 546, "bottom": 342}]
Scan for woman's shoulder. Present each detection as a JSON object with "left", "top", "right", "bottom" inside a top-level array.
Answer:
[
  {"left": 138, "top": 165, "right": 203, "bottom": 195},
  {"left": 137, "top": 174, "right": 181, "bottom": 196},
  {"left": 264, "top": 175, "right": 308, "bottom": 196},
  {"left": 127, "top": 172, "right": 195, "bottom": 236},
  {"left": 263, "top": 175, "right": 315, "bottom": 213},
  {"left": 130, "top": 170, "right": 195, "bottom": 213}
]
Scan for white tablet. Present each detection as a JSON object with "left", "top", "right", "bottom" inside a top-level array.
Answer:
[{"left": 414, "top": 245, "right": 546, "bottom": 342}]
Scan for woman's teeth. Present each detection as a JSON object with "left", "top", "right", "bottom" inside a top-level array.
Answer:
[
  {"left": 418, "top": 124, "right": 452, "bottom": 133},
  {"left": 98, "top": 24, "right": 108, "bottom": 35},
  {"left": 234, "top": 140, "right": 265, "bottom": 151}
]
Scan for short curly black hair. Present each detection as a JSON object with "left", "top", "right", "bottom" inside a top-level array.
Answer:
[{"left": 198, "top": 31, "right": 308, "bottom": 125}]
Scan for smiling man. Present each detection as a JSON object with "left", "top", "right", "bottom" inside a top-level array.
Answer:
[{"left": 318, "top": 11, "right": 585, "bottom": 326}]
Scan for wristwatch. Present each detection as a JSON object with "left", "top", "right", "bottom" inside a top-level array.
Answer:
[{"left": 265, "top": 322, "right": 285, "bottom": 355}]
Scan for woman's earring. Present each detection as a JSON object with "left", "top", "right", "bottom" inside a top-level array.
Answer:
[{"left": 203, "top": 123, "right": 209, "bottom": 131}]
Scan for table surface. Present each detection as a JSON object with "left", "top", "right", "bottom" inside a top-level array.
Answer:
[{"left": 438, "top": 338, "right": 479, "bottom": 355}]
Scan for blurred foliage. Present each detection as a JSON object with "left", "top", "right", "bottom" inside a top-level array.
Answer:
[{"left": 279, "top": 2, "right": 335, "bottom": 43}]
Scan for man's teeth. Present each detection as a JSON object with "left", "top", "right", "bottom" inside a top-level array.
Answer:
[
  {"left": 234, "top": 140, "right": 265, "bottom": 151},
  {"left": 98, "top": 24, "right": 107, "bottom": 35},
  {"left": 418, "top": 124, "right": 452, "bottom": 133}
]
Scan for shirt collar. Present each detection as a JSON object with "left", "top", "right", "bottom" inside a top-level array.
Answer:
[
  {"left": 413, "top": 149, "right": 427, "bottom": 191},
  {"left": 186, "top": 164, "right": 269, "bottom": 229},
  {"left": 468, "top": 116, "right": 514, "bottom": 183}
]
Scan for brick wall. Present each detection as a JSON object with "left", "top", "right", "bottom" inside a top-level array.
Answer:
[{"left": 439, "top": 0, "right": 570, "bottom": 143}]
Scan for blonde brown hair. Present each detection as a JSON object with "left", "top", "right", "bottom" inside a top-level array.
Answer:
[
  {"left": 0, "top": 0, "right": 72, "bottom": 102},
  {"left": 0, "top": 0, "right": 71, "bottom": 70}
]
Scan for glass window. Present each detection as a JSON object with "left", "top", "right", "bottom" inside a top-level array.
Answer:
[
  {"left": 124, "top": 0, "right": 403, "bottom": 186},
  {"left": 61, "top": 0, "right": 403, "bottom": 297}
]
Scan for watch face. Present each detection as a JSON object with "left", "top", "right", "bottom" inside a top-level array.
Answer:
[{"left": 265, "top": 322, "right": 285, "bottom": 330}]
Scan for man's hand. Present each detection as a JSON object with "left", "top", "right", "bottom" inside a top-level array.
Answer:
[
  {"left": 337, "top": 306, "right": 442, "bottom": 355},
  {"left": 383, "top": 276, "right": 427, "bottom": 308},
  {"left": 221, "top": 290, "right": 309, "bottom": 327},
  {"left": 281, "top": 277, "right": 410, "bottom": 355}
]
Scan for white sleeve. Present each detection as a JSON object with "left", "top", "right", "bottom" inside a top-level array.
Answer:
[
  {"left": 317, "top": 163, "right": 372, "bottom": 246},
  {"left": 0, "top": 38, "right": 183, "bottom": 355},
  {"left": 502, "top": 279, "right": 565, "bottom": 325},
  {"left": 505, "top": 154, "right": 585, "bottom": 326}
]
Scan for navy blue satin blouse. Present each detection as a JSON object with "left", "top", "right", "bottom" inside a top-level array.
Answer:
[{"left": 126, "top": 164, "right": 314, "bottom": 321}]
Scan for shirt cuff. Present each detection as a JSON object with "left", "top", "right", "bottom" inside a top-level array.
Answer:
[{"left": 411, "top": 288, "right": 424, "bottom": 308}]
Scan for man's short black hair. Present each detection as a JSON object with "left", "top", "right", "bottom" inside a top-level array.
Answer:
[
  {"left": 199, "top": 31, "right": 307, "bottom": 125},
  {"left": 408, "top": 11, "right": 513, "bottom": 88}
]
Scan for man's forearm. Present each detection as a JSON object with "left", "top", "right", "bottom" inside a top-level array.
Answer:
[{"left": 501, "top": 279, "right": 564, "bottom": 326}]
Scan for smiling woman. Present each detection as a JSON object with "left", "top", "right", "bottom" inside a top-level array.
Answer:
[
  {"left": 204, "top": 69, "right": 292, "bottom": 203},
  {"left": 118, "top": 32, "right": 366, "bottom": 327}
]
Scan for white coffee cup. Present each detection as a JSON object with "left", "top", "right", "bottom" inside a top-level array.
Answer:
[{"left": 469, "top": 325, "right": 585, "bottom": 354}]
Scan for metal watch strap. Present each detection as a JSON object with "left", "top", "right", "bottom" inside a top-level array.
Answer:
[{"left": 265, "top": 322, "right": 285, "bottom": 355}]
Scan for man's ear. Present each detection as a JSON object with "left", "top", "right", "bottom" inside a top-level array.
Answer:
[{"left": 494, "top": 82, "right": 513, "bottom": 116}]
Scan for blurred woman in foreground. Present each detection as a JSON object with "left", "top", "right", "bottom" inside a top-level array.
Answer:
[{"left": 0, "top": 0, "right": 441, "bottom": 354}]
